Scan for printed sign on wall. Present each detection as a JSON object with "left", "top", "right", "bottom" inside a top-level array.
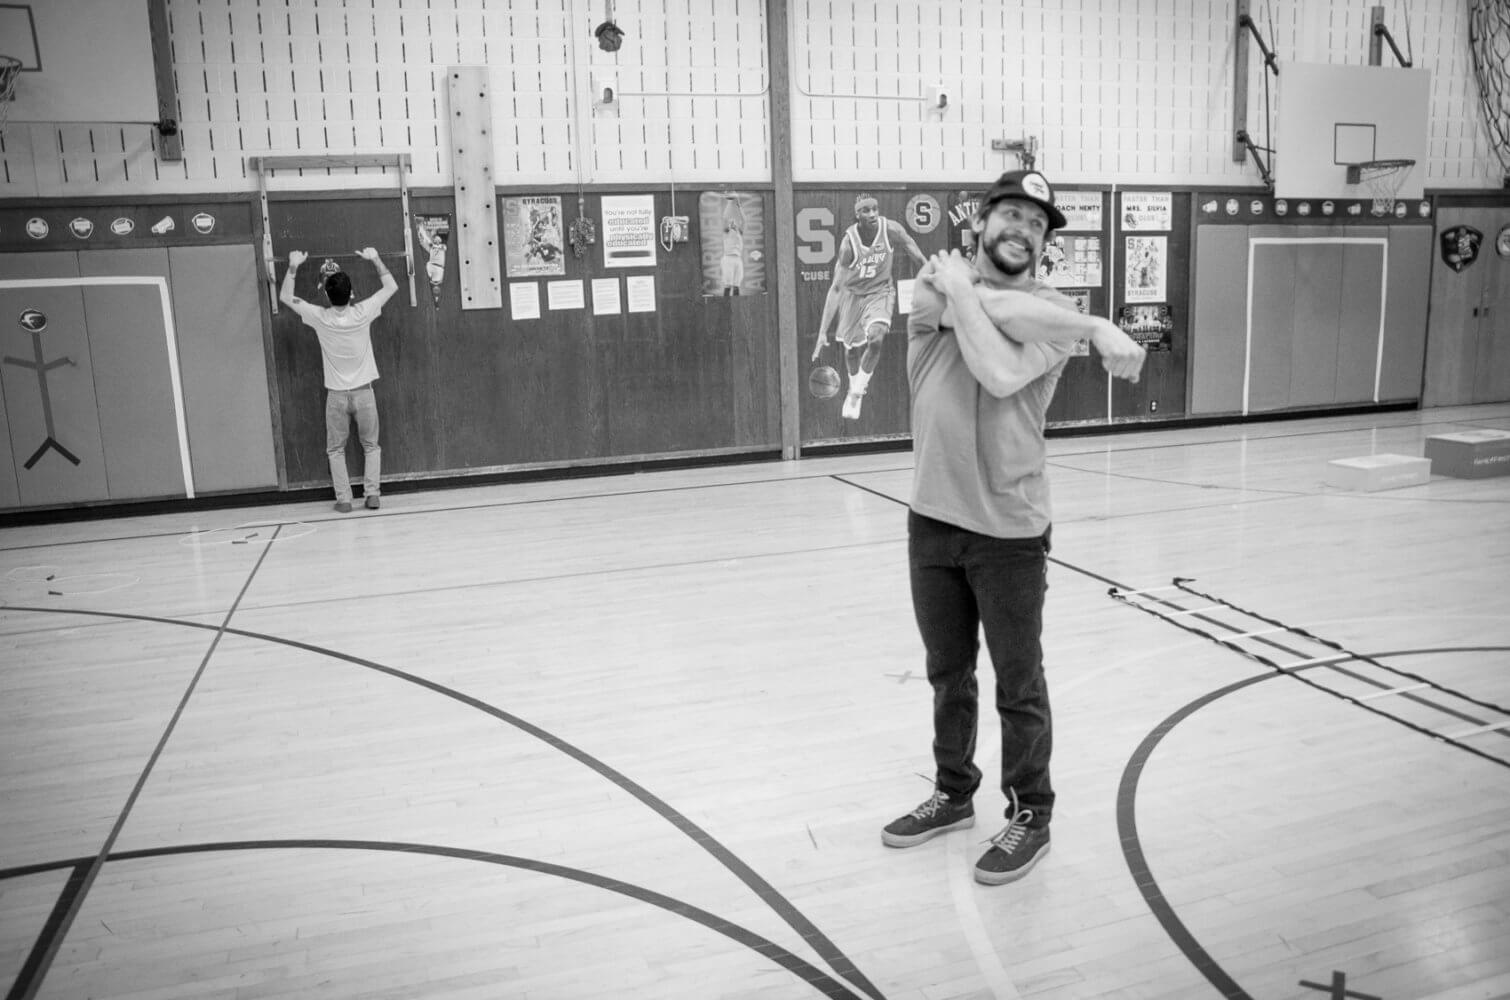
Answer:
[
  {"left": 503, "top": 196, "right": 565, "bottom": 277},
  {"left": 1119, "top": 304, "right": 1174, "bottom": 352},
  {"left": 1122, "top": 192, "right": 1173, "bottom": 231},
  {"left": 602, "top": 195, "right": 657, "bottom": 269},
  {"left": 1125, "top": 235, "right": 1167, "bottom": 303},
  {"left": 1056, "top": 191, "right": 1104, "bottom": 232},
  {"left": 699, "top": 191, "right": 766, "bottom": 297}
]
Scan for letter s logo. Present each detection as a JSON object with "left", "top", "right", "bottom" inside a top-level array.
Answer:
[{"left": 796, "top": 207, "right": 835, "bottom": 265}]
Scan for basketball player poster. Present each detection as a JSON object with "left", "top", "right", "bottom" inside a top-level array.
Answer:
[
  {"left": 502, "top": 196, "right": 566, "bottom": 277},
  {"left": 415, "top": 214, "right": 450, "bottom": 305},
  {"left": 699, "top": 191, "right": 766, "bottom": 297},
  {"left": 1125, "top": 235, "right": 1167, "bottom": 303}
]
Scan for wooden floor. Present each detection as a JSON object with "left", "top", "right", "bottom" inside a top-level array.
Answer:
[{"left": 2, "top": 404, "right": 1508, "bottom": 1000}]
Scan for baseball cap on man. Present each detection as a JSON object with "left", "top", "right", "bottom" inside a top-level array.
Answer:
[{"left": 980, "top": 170, "right": 1067, "bottom": 231}]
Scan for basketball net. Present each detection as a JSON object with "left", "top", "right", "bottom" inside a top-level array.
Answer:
[
  {"left": 0, "top": 55, "right": 20, "bottom": 140},
  {"left": 1469, "top": 0, "right": 1510, "bottom": 184},
  {"left": 1350, "top": 159, "right": 1415, "bottom": 217}
]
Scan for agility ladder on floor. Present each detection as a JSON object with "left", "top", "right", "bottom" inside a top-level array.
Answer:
[{"left": 1109, "top": 577, "right": 1510, "bottom": 771}]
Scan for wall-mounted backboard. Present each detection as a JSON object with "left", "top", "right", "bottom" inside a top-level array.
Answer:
[
  {"left": 0, "top": 1, "right": 158, "bottom": 124},
  {"left": 1275, "top": 62, "right": 1431, "bottom": 201}
]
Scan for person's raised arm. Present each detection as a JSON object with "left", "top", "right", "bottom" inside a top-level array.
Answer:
[
  {"left": 889, "top": 218, "right": 928, "bottom": 269},
  {"left": 929, "top": 251, "right": 1058, "bottom": 399},
  {"left": 359, "top": 247, "right": 400, "bottom": 309},
  {"left": 279, "top": 250, "right": 308, "bottom": 311},
  {"left": 971, "top": 285, "right": 1145, "bottom": 382}
]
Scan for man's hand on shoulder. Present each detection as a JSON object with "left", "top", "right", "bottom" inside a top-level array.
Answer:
[{"left": 929, "top": 249, "right": 977, "bottom": 299}]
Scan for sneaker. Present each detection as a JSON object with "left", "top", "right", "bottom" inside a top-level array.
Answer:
[
  {"left": 334, "top": 501, "right": 353, "bottom": 513},
  {"left": 974, "top": 790, "right": 1050, "bottom": 885},
  {"left": 841, "top": 392, "right": 863, "bottom": 420},
  {"left": 881, "top": 789, "right": 974, "bottom": 848},
  {"left": 365, "top": 495, "right": 380, "bottom": 509}
]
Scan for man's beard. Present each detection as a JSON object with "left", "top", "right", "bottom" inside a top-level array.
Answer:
[{"left": 984, "top": 233, "right": 1036, "bottom": 276}]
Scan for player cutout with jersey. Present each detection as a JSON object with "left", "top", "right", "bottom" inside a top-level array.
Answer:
[{"left": 811, "top": 193, "right": 927, "bottom": 419}]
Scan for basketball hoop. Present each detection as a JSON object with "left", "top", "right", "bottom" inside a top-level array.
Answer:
[
  {"left": 1345, "top": 158, "right": 1415, "bottom": 216},
  {"left": 0, "top": 55, "right": 21, "bottom": 138}
]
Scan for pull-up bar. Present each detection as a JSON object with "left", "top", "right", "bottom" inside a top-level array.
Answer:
[{"left": 250, "top": 153, "right": 416, "bottom": 314}]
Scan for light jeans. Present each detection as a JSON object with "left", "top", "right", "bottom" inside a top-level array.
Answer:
[{"left": 325, "top": 386, "right": 381, "bottom": 503}]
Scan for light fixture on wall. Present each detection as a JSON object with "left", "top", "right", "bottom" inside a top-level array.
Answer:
[
  {"left": 595, "top": 1, "right": 624, "bottom": 52},
  {"left": 592, "top": 72, "right": 619, "bottom": 115},
  {"left": 925, "top": 83, "right": 950, "bottom": 116}
]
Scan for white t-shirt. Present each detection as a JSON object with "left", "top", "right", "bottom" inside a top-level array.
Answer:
[{"left": 292, "top": 300, "right": 383, "bottom": 390}]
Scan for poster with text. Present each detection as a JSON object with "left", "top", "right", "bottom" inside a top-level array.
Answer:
[
  {"left": 1125, "top": 235, "right": 1167, "bottom": 303},
  {"left": 1038, "top": 235, "right": 1102, "bottom": 288},
  {"left": 1056, "top": 191, "right": 1104, "bottom": 232},
  {"left": 502, "top": 196, "right": 565, "bottom": 277},
  {"left": 415, "top": 214, "right": 450, "bottom": 305},
  {"left": 603, "top": 195, "right": 657, "bottom": 269},
  {"left": 699, "top": 191, "right": 766, "bottom": 296},
  {"left": 1122, "top": 192, "right": 1172, "bottom": 231},
  {"left": 1118, "top": 304, "right": 1174, "bottom": 352}
]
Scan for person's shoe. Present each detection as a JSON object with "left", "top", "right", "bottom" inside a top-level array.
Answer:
[
  {"left": 841, "top": 392, "right": 863, "bottom": 420},
  {"left": 365, "top": 495, "right": 380, "bottom": 510},
  {"left": 974, "top": 790, "right": 1050, "bottom": 885},
  {"left": 334, "top": 501, "right": 353, "bottom": 513},
  {"left": 882, "top": 789, "right": 974, "bottom": 848}
]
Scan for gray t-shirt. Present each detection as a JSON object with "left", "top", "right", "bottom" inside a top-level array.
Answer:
[
  {"left": 291, "top": 299, "right": 383, "bottom": 390},
  {"left": 906, "top": 276, "right": 1072, "bottom": 538}
]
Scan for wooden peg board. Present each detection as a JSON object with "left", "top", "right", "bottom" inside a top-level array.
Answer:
[{"left": 448, "top": 66, "right": 502, "bottom": 310}]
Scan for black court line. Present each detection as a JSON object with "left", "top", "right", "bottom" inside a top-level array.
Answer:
[
  {"left": 1132, "top": 580, "right": 1510, "bottom": 768},
  {"left": 0, "top": 603, "right": 884, "bottom": 1000},
  {"left": 1116, "top": 641, "right": 1510, "bottom": 1000},
  {"left": 1117, "top": 672, "right": 1273, "bottom": 1000},
  {"left": 1, "top": 842, "right": 869, "bottom": 1000},
  {"left": 6, "top": 406, "right": 1505, "bottom": 552},
  {"left": 6, "top": 524, "right": 284, "bottom": 1000}
]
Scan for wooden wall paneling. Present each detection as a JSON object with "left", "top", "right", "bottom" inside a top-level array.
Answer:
[
  {"left": 1471, "top": 208, "right": 1510, "bottom": 403},
  {"left": 1046, "top": 188, "right": 1112, "bottom": 426},
  {"left": 723, "top": 190, "right": 781, "bottom": 450},
  {"left": 794, "top": 188, "right": 939, "bottom": 446},
  {"left": 76, "top": 249, "right": 189, "bottom": 500},
  {"left": 0, "top": 361, "right": 17, "bottom": 507},
  {"left": 268, "top": 198, "right": 428, "bottom": 489},
  {"left": 1423, "top": 207, "right": 1484, "bottom": 406},
  {"left": 1112, "top": 190, "right": 1191, "bottom": 421},
  {"left": 1187, "top": 226, "right": 1248, "bottom": 415},
  {"left": 1246, "top": 229, "right": 1300, "bottom": 413},
  {"left": 1376, "top": 223, "right": 1432, "bottom": 403},
  {"left": 1289, "top": 241, "right": 1346, "bottom": 408},
  {"left": 436, "top": 193, "right": 602, "bottom": 472},
  {"left": 165, "top": 245, "right": 280, "bottom": 493}
]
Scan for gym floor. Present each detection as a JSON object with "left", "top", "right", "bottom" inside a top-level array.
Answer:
[{"left": 2, "top": 403, "right": 1507, "bottom": 1000}]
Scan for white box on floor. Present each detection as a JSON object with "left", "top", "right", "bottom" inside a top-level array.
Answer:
[
  {"left": 1424, "top": 429, "right": 1510, "bottom": 479},
  {"left": 1325, "top": 453, "right": 1432, "bottom": 491}
]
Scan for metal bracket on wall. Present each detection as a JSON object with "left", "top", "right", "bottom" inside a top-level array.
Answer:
[{"left": 249, "top": 153, "right": 416, "bottom": 314}]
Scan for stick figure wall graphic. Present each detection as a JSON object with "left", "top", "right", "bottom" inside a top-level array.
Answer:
[
  {"left": 3, "top": 309, "right": 80, "bottom": 468},
  {"left": 0, "top": 275, "right": 196, "bottom": 507}
]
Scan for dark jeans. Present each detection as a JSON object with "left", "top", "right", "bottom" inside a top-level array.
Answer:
[{"left": 908, "top": 510, "right": 1053, "bottom": 827}]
